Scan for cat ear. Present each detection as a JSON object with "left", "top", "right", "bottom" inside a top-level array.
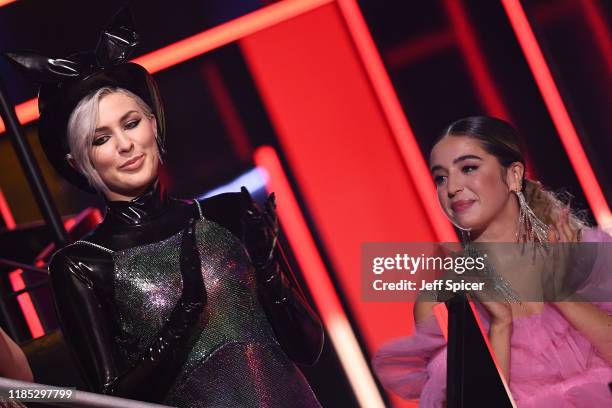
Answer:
[
  {"left": 4, "top": 51, "right": 81, "bottom": 83},
  {"left": 95, "top": 5, "right": 139, "bottom": 66}
]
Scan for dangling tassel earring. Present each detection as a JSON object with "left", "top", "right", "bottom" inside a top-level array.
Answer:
[{"left": 514, "top": 189, "right": 549, "bottom": 244}]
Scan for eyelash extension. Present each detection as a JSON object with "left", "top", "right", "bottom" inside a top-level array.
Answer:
[
  {"left": 433, "top": 175, "right": 446, "bottom": 185},
  {"left": 125, "top": 119, "right": 141, "bottom": 129},
  {"left": 433, "top": 165, "right": 478, "bottom": 184},
  {"left": 92, "top": 118, "right": 141, "bottom": 146},
  {"left": 92, "top": 135, "right": 109, "bottom": 146}
]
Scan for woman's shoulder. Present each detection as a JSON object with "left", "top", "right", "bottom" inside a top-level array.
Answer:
[{"left": 48, "top": 238, "right": 113, "bottom": 288}]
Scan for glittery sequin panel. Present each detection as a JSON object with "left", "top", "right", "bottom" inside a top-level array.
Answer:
[
  {"left": 113, "top": 218, "right": 320, "bottom": 407},
  {"left": 164, "top": 342, "right": 320, "bottom": 408},
  {"left": 114, "top": 230, "right": 183, "bottom": 362}
]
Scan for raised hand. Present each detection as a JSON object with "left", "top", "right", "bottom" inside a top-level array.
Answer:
[{"left": 240, "top": 186, "right": 279, "bottom": 268}]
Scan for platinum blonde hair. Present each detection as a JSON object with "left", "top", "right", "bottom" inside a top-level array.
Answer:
[{"left": 66, "top": 87, "right": 154, "bottom": 193}]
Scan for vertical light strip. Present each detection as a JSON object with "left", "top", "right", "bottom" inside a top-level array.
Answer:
[
  {"left": 577, "top": 0, "right": 612, "bottom": 74},
  {"left": 442, "top": 0, "right": 510, "bottom": 120},
  {"left": 385, "top": 29, "right": 454, "bottom": 69},
  {"left": 501, "top": 0, "right": 612, "bottom": 229},
  {"left": 8, "top": 270, "right": 45, "bottom": 338},
  {"left": 202, "top": 63, "right": 252, "bottom": 161},
  {"left": 0, "top": 187, "right": 16, "bottom": 229},
  {"left": 254, "top": 146, "right": 385, "bottom": 408},
  {"left": 336, "top": 0, "right": 457, "bottom": 242}
]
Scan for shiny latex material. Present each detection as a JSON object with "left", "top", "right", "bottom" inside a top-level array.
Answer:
[
  {"left": 3, "top": 7, "right": 165, "bottom": 192},
  {"left": 48, "top": 182, "right": 324, "bottom": 404}
]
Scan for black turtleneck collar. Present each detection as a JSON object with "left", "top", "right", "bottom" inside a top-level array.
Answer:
[{"left": 103, "top": 179, "right": 171, "bottom": 227}]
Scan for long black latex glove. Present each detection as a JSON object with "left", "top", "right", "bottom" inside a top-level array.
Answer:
[
  {"left": 240, "top": 187, "right": 324, "bottom": 365},
  {"left": 105, "top": 218, "right": 206, "bottom": 400},
  {"left": 240, "top": 187, "right": 279, "bottom": 269}
]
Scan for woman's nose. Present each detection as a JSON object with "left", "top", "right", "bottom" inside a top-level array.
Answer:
[
  {"left": 116, "top": 132, "right": 134, "bottom": 152},
  {"left": 447, "top": 176, "right": 463, "bottom": 197}
]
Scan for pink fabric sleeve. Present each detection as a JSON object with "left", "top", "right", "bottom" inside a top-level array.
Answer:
[{"left": 372, "top": 315, "right": 447, "bottom": 403}]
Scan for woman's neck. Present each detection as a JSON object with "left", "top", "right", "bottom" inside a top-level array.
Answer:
[
  {"left": 104, "top": 185, "right": 151, "bottom": 202},
  {"left": 102, "top": 179, "right": 171, "bottom": 226}
]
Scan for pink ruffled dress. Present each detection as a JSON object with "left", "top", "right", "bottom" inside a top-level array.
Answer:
[{"left": 373, "top": 229, "right": 612, "bottom": 407}]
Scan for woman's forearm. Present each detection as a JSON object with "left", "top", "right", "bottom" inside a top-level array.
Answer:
[
  {"left": 488, "top": 322, "right": 512, "bottom": 382},
  {"left": 255, "top": 256, "right": 324, "bottom": 366},
  {"left": 554, "top": 301, "right": 612, "bottom": 363}
]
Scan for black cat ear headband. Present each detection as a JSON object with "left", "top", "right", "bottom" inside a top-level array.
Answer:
[{"left": 4, "top": 6, "right": 165, "bottom": 192}]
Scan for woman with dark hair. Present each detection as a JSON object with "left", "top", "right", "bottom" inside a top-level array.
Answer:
[
  {"left": 373, "top": 116, "right": 612, "bottom": 407},
  {"left": 5, "top": 8, "right": 323, "bottom": 407}
]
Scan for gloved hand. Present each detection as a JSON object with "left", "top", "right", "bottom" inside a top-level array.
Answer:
[
  {"left": 240, "top": 186, "right": 279, "bottom": 268},
  {"left": 104, "top": 218, "right": 207, "bottom": 400},
  {"left": 179, "top": 217, "right": 206, "bottom": 305}
]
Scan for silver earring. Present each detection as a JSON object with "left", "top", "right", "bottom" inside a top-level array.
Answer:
[{"left": 514, "top": 189, "right": 549, "bottom": 244}]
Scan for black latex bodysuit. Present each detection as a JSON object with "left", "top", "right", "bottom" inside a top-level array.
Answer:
[{"left": 48, "top": 182, "right": 324, "bottom": 407}]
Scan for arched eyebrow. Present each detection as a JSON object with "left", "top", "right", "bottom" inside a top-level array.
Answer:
[
  {"left": 95, "top": 110, "right": 139, "bottom": 133},
  {"left": 430, "top": 154, "right": 483, "bottom": 173}
]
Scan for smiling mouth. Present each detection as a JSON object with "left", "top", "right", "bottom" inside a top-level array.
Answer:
[
  {"left": 451, "top": 200, "right": 475, "bottom": 213},
  {"left": 120, "top": 154, "right": 144, "bottom": 170}
]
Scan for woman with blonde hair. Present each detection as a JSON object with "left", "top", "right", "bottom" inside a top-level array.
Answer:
[
  {"left": 6, "top": 8, "right": 323, "bottom": 407},
  {"left": 373, "top": 116, "right": 612, "bottom": 407}
]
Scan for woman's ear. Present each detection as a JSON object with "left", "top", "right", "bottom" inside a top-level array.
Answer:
[
  {"left": 506, "top": 162, "right": 524, "bottom": 192},
  {"left": 149, "top": 113, "right": 159, "bottom": 139},
  {"left": 149, "top": 113, "right": 157, "bottom": 127}
]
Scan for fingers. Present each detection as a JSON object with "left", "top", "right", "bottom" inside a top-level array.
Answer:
[
  {"left": 263, "top": 193, "right": 278, "bottom": 230},
  {"left": 265, "top": 192, "right": 276, "bottom": 214},
  {"left": 240, "top": 187, "right": 279, "bottom": 230},
  {"left": 241, "top": 186, "right": 257, "bottom": 215}
]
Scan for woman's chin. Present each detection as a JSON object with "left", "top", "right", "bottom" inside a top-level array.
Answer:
[
  {"left": 451, "top": 215, "right": 481, "bottom": 232},
  {"left": 107, "top": 178, "right": 156, "bottom": 199}
]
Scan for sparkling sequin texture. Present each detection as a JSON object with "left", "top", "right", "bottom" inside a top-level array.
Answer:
[{"left": 113, "top": 218, "right": 320, "bottom": 407}]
